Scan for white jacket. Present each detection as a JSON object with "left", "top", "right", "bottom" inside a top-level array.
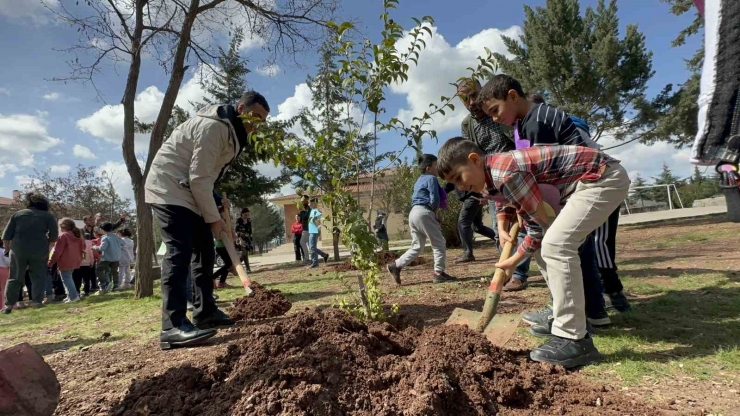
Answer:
[{"left": 145, "top": 105, "right": 240, "bottom": 223}]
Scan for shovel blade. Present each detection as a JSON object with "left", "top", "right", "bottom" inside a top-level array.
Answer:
[
  {"left": 445, "top": 308, "right": 521, "bottom": 347},
  {"left": 0, "top": 343, "right": 60, "bottom": 416}
]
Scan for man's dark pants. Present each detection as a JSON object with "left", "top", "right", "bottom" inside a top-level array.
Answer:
[
  {"left": 152, "top": 204, "right": 217, "bottom": 331},
  {"left": 458, "top": 196, "right": 498, "bottom": 259}
]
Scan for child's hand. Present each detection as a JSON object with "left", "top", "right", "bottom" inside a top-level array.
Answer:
[
  {"left": 495, "top": 251, "right": 524, "bottom": 271},
  {"left": 498, "top": 225, "right": 513, "bottom": 244}
]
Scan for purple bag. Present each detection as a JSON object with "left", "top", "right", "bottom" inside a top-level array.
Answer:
[
  {"left": 514, "top": 121, "right": 530, "bottom": 149},
  {"left": 439, "top": 184, "right": 448, "bottom": 209}
]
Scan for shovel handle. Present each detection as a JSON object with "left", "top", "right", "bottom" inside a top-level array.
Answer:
[
  {"left": 219, "top": 193, "right": 252, "bottom": 296},
  {"left": 477, "top": 221, "right": 520, "bottom": 332}
]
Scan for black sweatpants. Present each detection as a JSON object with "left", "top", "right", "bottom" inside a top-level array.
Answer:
[
  {"left": 152, "top": 204, "right": 217, "bottom": 331},
  {"left": 594, "top": 207, "right": 624, "bottom": 294},
  {"left": 458, "top": 196, "right": 498, "bottom": 259}
]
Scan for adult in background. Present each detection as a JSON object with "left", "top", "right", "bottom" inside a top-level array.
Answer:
[
  {"left": 456, "top": 79, "right": 532, "bottom": 287},
  {"left": 145, "top": 90, "right": 269, "bottom": 349},
  {"left": 235, "top": 208, "right": 253, "bottom": 272},
  {"left": 298, "top": 199, "right": 311, "bottom": 263},
  {"left": 95, "top": 212, "right": 127, "bottom": 230},
  {"left": 1, "top": 193, "right": 59, "bottom": 314}
]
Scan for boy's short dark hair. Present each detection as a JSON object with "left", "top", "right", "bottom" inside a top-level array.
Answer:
[
  {"left": 121, "top": 228, "right": 132, "bottom": 238},
  {"left": 241, "top": 207, "right": 250, "bottom": 214},
  {"left": 526, "top": 92, "right": 545, "bottom": 104},
  {"left": 417, "top": 154, "right": 438, "bottom": 173},
  {"left": 437, "top": 137, "right": 484, "bottom": 180},
  {"left": 25, "top": 192, "right": 49, "bottom": 211},
  {"left": 100, "top": 222, "right": 113, "bottom": 232},
  {"left": 239, "top": 90, "right": 270, "bottom": 112},
  {"left": 478, "top": 74, "right": 525, "bottom": 103}
]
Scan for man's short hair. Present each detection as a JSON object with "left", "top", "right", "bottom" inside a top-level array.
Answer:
[
  {"left": 437, "top": 137, "right": 484, "bottom": 180},
  {"left": 417, "top": 154, "right": 438, "bottom": 173},
  {"left": 25, "top": 192, "right": 49, "bottom": 211},
  {"left": 526, "top": 92, "right": 545, "bottom": 104},
  {"left": 241, "top": 207, "right": 250, "bottom": 214},
  {"left": 478, "top": 74, "right": 525, "bottom": 103},
  {"left": 239, "top": 90, "right": 270, "bottom": 112},
  {"left": 100, "top": 222, "right": 113, "bottom": 232}
]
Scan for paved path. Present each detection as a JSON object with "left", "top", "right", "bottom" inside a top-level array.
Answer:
[
  {"left": 252, "top": 205, "right": 730, "bottom": 267},
  {"left": 620, "top": 205, "right": 727, "bottom": 225}
]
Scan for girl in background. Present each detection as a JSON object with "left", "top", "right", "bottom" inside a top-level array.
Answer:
[{"left": 48, "top": 218, "right": 85, "bottom": 303}]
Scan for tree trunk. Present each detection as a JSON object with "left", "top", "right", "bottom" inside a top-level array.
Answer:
[
  {"left": 366, "top": 112, "right": 378, "bottom": 226},
  {"left": 120, "top": 0, "right": 151, "bottom": 298}
]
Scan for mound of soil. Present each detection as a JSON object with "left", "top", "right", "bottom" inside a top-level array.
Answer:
[
  {"left": 112, "top": 309, "right": 661, "bottom": 416},
  {"left": 228, "top": 283, "right": 292, "bottom": 320}
]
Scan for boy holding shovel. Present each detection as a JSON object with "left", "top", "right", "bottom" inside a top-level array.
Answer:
[{"left": 438, "top": 138, "right": 629, "bottom": 368}]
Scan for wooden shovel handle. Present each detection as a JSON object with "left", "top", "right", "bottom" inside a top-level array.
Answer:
[
  {"left": 487, "top": 222, "right": 520, "bottom": 294},
  {"left": 220, "top": 192, "right": 252, "bottom": 295}
]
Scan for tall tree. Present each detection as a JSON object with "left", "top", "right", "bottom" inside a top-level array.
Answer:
[
  {"left": 248, "top": 202, "right": 284, "bottom": 253},
  {"left": 495, "top": 0, "right": 655, "bottom": 144},
  {"left": 647, "top": 0, "right": 703, "bottom": 147},
  {"left": 630, "top": 174, "right": 650, "bottom": 208},
  {"left": 651, "top": 163, "right": 684, "bottom": 204},
  {"left": 51, "top": 0, "right": 337, "bottom": 297},
  {"left": 198, "top": 28, "right": 250, "bottom": 108}
]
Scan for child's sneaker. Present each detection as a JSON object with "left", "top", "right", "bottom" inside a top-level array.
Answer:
[
  {"left": 432, "top": 271, "right": 457, "bottom": 284},
  {"left": 608, "top": 291, "right": 632, "bottom": 312},
  {"left": 13, "top": 302, "right": 26, "bottom": 310},
  {"left": 386, "top": 263, "right": 402, "bottom": 285},
  {"left": 530, "top": 334, "right": 602, "bottom": 369},
  {"left": 94, "top": 289, "right": 107, "bottom": 296},
  {"left": 106, "top": 282, "right": 115, "bottom": 292},
  {"left": 64, "top": 297, "right": 81, "bottom": 303},
  {"left": 522, "top": 305, "right": 552, "bottom": 326}
]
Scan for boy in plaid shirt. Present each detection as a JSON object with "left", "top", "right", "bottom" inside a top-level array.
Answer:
[{"left": 438, "top": 139, "right": 630, "bottom": 368}]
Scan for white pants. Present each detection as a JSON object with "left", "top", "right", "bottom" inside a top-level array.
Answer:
[
  {"left": 118, "top": 261, "right": 132, "bottom": 286},
  {"left": 535, "top": 163, "right": 630, "bottom": 340},
  {"left": 300, "top": 232, "right": 310, "bottom": 262},
  {"left": 396, "top": 205, "right": 446, "bottom": 272}
]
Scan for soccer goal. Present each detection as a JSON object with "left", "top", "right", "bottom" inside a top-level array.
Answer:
[{"left": 622, "top": 184, "right": 684, "bottom": 215}]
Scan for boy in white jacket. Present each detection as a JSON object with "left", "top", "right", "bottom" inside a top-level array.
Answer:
[{"left": 117, "top": 229, "right": 135, "bottom": 289}]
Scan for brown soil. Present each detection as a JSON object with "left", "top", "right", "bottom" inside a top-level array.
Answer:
[
  {"left": 331, "top": 252, "right": 428, "bottom": 272},
  {"left": 110, "top": 308, "right": 660, "bottom": 416},
  {"left": 228, "top": 283, "right": 292, "bottom": 320}
]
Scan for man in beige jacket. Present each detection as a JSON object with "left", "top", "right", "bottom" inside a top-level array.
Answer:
[{"left": 145, "top": 91, "right": 269, "bottom": 350}]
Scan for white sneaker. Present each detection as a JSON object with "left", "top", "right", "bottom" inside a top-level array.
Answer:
[
  {"left": 64, "top": 297, "right": 81, "bottom": 303},
  {"left": 106, "top": 282, "right": 114, "bottom": 292}
]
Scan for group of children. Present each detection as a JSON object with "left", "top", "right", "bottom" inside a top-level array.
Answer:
[
  {"left": 290, "top": 197, "right": 330, "bottom": 267},
  {"left": 0, "top": 204, "right": 135, "bottom": 313},
  {"left": 387, "top": 73, "right": 632, "bottom": 368}
]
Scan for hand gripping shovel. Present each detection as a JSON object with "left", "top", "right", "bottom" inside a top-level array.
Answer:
[
  {"left": 0, "top": 343, "right": 60, "bottom": 416},
  {"left": 445, "top": 221, "right": 521, "bottom": 346},
  {"left": 221, "top": 193, "right": 253, "bottom": 296}
]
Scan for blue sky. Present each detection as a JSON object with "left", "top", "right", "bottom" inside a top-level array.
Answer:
[{"left": 0, "top": 0, "right": 702, "bottom": 202}]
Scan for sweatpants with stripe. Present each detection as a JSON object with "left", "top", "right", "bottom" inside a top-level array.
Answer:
[{"left": 593, "top": 207, "right": 623, "bottom": 294}]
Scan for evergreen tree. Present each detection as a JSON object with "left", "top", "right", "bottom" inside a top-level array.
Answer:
[
  {"left": 495, "top": 0, "right": 655, "bottom": 143},
  {"left": 630, "top": 173, "right": 650, "bottom": 208},
  {"left": 651, "top": 163, "right": 683, "bottom": 204},
  {"left": 199, "top": 28, "right": 250, "bottom": 107},
  {"left": 248, "top": 202, "right": 284, "bottom": 253}
]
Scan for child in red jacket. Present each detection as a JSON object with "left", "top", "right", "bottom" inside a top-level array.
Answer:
[
  {"left": 291, "top": 214, "right": 304, "bottom": 261},
  {"left": 48, "top": 218, "right": 86, "bottom": 303}
]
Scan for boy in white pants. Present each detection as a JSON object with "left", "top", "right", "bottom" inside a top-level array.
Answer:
[
  {"left": 117, "top": 229, "right": 135, "bottom": 289},
  {"left": 438, "top": 138, "right": 630, "bottom": 368},
  {"left": 386, "top": 154, "right": 456, "bottom": 285}
]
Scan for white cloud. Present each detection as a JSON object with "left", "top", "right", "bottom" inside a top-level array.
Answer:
[
  {"left": 97, "top": 161, "right": 134, "bottom": 201},
  {"left": 54, "top": 150, "right": 63, "bottom": 156},
  {"left": 0, "top": 163, "right": 18, "bottom": 178},
  {"left": 0, "top": 88, "right": 9, "bottom": 96},
  {"left": 256, "top": 64, "right": 280, "bottom": 77},
  {"left": 0, "top": 112, "right": 62, "bottom": 166},
  {"left": 0, "top": 0, "right": 59, "bottom": 25},
  {"left": 73, "top": 144, "right": 96, "bottom": 159},
  {"left": 43, "top": 92, "right": 60, "bottom": 101},
  {"left": 76, "top": 66, "right": 211, "bottom": 155},
  {"left": 15, "top": 175, "right": 32, "bottom": 188},
  {"left": 598, "top": 134, "right": 695, "bottom": 183},
  {"left": 391, "top": 25, "right": 522, "bottom": 139},
  {"left": 50, "top": 164, "right": 70, "bottom": 174}
]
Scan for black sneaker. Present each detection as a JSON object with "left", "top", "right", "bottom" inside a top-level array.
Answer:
[
  {"left": 530, "top": 334, "right": 602, "bottom": 368},
  {"left": 0, "top": 306, "right": 11, "bottom": 315},
  {"left": 522, "top": 305, "right": 552, "bottom": 326},
  {"left": 608, "top": 291, "right": 632, "bottom": 312},
  {"left": 323, "top": 253, "right": 330, "bottom": 264},
  {"left": 530, "top": 318, "right": 595, "bottom": 338},
  {"left": 387, "top": 263, "right": 402, "bottom": 285},
  {"left": 454, "top": 256, "right": 475, "bottom": 264},
  {"left": 432, "top": 271, "right": 457, "bottom": 284},
  {"left": 587, "top": 309, "right": 612, "bottom": 327},
  {"left": 193, "top": 308, "right": 235, "bottom": 329}
]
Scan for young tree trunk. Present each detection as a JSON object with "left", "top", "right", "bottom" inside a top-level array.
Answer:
[{"left": 366, "top": 113, "right": 378, "bottom": 226}]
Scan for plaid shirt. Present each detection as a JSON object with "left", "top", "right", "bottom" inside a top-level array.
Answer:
[{"left": 484, "top": 146, "right": 616, "bottom": 256}]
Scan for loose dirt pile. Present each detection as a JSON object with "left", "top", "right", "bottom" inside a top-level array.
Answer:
[
  {"left": 111, "top": 309, "right": 661, "bottom": 416},
  {"left": 332, "top": 252, "right": 427, "bottom": 272},
  {"left": 228, "top": 283, "right": 292, "bottom": 320}
]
